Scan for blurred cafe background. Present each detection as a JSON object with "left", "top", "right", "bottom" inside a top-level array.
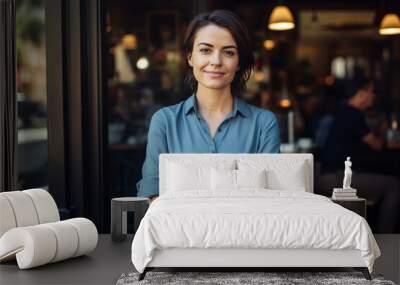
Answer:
[{"left": 9, "top": 0, "right": 400, "bottom": 233}]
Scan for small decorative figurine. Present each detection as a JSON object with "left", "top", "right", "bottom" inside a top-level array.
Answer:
[
  {"left": 342, "top": 157, "right": 353, "bottom": 189},
  {"left": 332, "top": 157, "right": 357, "bottom": 199}
]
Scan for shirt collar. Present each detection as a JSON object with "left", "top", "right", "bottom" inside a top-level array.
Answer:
[
  {"left": 183, "top": 94, "right": 198, "bottom": 115},
  {"left": 233, "top": 96, "right": 251, "bottom": 118},
  {"left": 183, "top": 93, "right": 250, "bottom": 118}
]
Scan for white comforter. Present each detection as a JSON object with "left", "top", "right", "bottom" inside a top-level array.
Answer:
[{"left": 131, "top": 190, "right": 380, "bottom": 273}]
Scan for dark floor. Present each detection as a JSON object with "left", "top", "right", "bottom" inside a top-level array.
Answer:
[
  {"left": 0, "top": 235, "right": 134, "bottom": 285},
  {"left": 0, "top": 235, "right": 399, "bottom": 285}
]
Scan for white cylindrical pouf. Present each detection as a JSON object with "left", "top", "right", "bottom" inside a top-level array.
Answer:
[
  {"left": 0, "top": 226, "right": 57, "bottom": 269},
  {"left": 42, "top": 221, "right": 79, "bottom": 262},
  {"left": 1, "top": 192, "right": 39, "bottom": 227},
  {"left": 24, "top": 189, "right": 60, "bottom": 224},
  {"left": 65, "top": 218, "right": 98, "bottom": 257},
  {"left": 0, "top": 196, "right": 17, "bottom": 237}
]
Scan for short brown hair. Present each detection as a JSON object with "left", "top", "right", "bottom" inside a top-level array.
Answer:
[{"left": 182, "top": 10, "right": 255, "bottom": 96}]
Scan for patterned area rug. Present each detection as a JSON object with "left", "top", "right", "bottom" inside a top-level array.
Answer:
[{"left": 116, "top": 271, "right": 396, "bottom": 285}]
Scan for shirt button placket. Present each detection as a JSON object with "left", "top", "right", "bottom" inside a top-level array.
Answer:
[
  {"left": 213, "top": 125, "right": 223, "bottom": 152},
  {"left": 210, "top": 140, "right": 216, "bottom": 153}
]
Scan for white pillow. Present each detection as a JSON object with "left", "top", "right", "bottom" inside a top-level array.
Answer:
[
  {"left": 211, "top": 168, "right": 267, "bottom": 190},
  {"left": 166, "top": 160, "right": 235, "bottom": 192},
  {"left": 237, "top": 169, "right": 267, "bottom": 188},
  {"left": 167, "top": 162, "right": 209, "bottom": 191},
  {"left": 211, "top": 168, "right": 236, "bottom": 190},
  {"left": 237, "top": 159, "right": 307, "bottom": 191}
]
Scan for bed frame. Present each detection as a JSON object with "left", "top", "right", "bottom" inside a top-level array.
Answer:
[
  {"left": 138, "top": 154, "right": 371, "bottom": 280},
  {"left": 140, "top": 248, "right": 370, "bottom": 280}
]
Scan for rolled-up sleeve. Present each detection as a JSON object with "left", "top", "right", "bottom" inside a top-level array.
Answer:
[
  {"left": 136, "top": 110, "right": 168, "bottom": 197},
  {"left": 258, "top": 114, "right": 281, "bottom": 153}
]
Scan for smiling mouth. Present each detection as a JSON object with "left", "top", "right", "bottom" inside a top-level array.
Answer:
[{"left": 204, "top": 71, "right": 225, "bottom": 75}]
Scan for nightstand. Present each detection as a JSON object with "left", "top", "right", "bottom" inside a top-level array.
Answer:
[
  {"left": 111, "top": 197, "right": 149, "bottom": 242},
  {"left": 331, "top": 198, "right": 366, "bottom": 218}
]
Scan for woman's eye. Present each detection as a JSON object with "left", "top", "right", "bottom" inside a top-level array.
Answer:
[
  {"left": 224, "top": 50, "right": 235, "bottom": 56},
  {"left": 200, "top": 48, "right": 211, "bottom": 54}
]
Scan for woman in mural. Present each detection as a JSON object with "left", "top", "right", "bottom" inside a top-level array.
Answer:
[{"left": 137, "top": 10, "right": 281, "bottom": 201}]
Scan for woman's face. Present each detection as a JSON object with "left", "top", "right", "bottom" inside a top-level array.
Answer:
[{"left": 188, "top": 24, "right": 239, "bottom": 92}]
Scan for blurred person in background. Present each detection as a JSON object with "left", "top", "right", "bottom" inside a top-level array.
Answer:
[
  {"left": 321, "top": 77, "right": 400, "bottom": 176},
  {"left": 317, "top": 77, "right": 400, "bottom": 233}
]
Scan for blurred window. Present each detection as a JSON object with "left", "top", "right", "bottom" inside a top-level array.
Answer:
[
  {"left": 16, "top": 0, "right": 48, "bottom": 189},
  {"left": 331, "top": 56, "right": 370, "bottom": 79},
  {"left": 331, "top": 57, "right": 346, "bottom": 78}
]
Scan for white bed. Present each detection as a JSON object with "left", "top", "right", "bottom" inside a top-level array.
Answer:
[{"left": 131, "top": 154, "right": 380, "bottom": 280}]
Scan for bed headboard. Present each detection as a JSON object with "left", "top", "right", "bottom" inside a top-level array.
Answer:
[{"left": 159, "top": 153, "right": 314, "bottom": 195}]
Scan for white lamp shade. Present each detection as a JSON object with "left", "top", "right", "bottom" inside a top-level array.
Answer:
[
  {"left": 379, "top": 13, "right": 400, "bottom": 35},
  {"left": 268, "top": 5, "right": 295, "bottom": 31}
]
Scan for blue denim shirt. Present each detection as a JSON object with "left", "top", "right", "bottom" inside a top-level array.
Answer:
[{"left": 136, "top": 94, "right": 281, "bottom": 197}]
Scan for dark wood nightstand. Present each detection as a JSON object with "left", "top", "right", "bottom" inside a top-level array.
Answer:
[
  {"left": 331, "top": 198, "right": 366, "bottom": 218},
  {"left": 111, "top": 197, "right": 149, "bottom": 242}
]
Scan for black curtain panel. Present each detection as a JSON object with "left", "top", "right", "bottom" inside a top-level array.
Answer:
[
  {"left": 0, "top": 0, "right": 17, "bottom": 193},
  {"left": 44, "top": 0, "right": 106, "bottom": 230},
  {"left": 0, "top": 0, "right": 106, "bottom": 231}
]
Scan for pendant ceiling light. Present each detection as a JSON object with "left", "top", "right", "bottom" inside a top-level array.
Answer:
[
  {"left": 379, "top": 13, "right": 400, "bottom": 35},
  {"left": 122, "top": 34, "right": 137, "bottom": 49},
  {"left": 268, "top": 5, "right": 295, "bottom": 31}
]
